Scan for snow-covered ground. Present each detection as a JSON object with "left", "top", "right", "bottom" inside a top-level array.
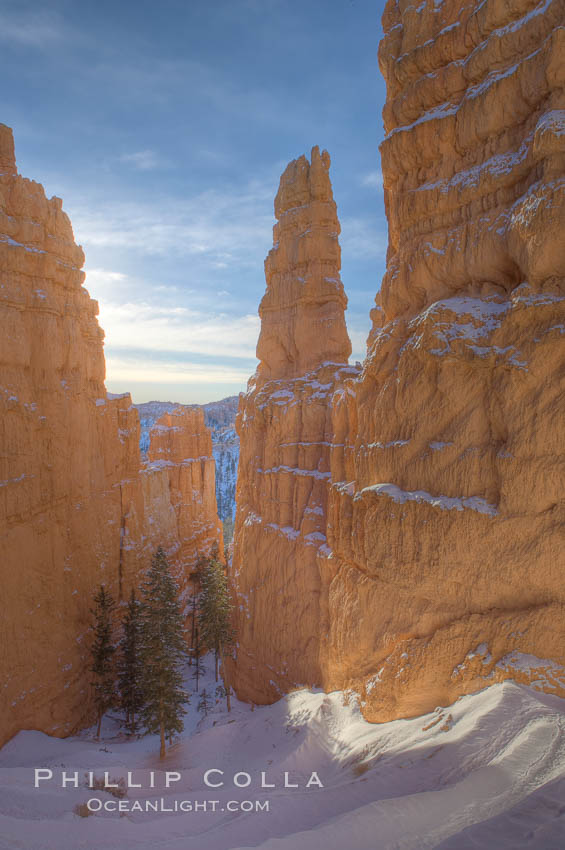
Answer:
[{"left": 1, "top": 658, "right": 564, "bottom": 849}]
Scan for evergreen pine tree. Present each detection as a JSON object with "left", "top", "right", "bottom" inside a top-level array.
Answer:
[
  {"left": 188, "top": 593, "right": 198, "bottom": 666},
  {"left": 197, "top": 687, "right": 212, "bottom": 717},
  {"left": 191, "top": 639, "right": 205, "bottom": 693},
  {"left": 140, "top": 547, "right": 189, "bottom": 758},
  {"left": 117, "top": 589, "right": 144, "bottom": 735},
  {"left": 198, "top": 558, "right": 235, "bottom": 711},
  {"left": 188, "top": 555, "right": 208, "bottom": 665},
  {"left": 188, "top": 554, "right": 207, "bottom": 664},
  {"left": 89, "top": 585, "right": 117, "bottom": 738}
]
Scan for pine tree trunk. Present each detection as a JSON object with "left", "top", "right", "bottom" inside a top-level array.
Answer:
[
  {"left": 96, "top": 711, "right": 102, "bottom": 739},
  {"left": 190, "top": 597, "right": 196, "bottom": 665},
  {"left": 195, "top": 629, "right": 200, "bottom": 691},
  {"left": 160, "top": 721, "right": 166, "bottom": 759},
  {"left": 219, "top": 646, "right": 231, "bottom": 712}
]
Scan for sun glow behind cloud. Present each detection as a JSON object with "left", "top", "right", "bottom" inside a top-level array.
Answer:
[
  {"left": 86, "top": 267, "right": 260, "bottom": 402},
  {"left": 97, "top": 297, "right": 261, "bottom": 361}
]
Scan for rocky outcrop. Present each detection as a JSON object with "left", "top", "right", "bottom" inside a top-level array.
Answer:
[
  {"left": 136, "top": 396, "right": 240, "bottom": 525},
  {"left": 134, "top": 399, "right": 179, "bottom": 455},
  {"left": 144, "top": 406, "right": 223, "bottom": 600},
  {"left": 0, "top": 126, "right": 222, "bottom": 746},
  {"left": 230, "top": 0, "right": 565, "bottom": 718}
]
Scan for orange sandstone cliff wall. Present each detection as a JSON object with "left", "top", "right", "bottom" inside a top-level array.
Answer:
[
  {"left": 0, "top": 126, "right": 222, "bottom": 746},
  {"left": 229, "top": 0, "right": 565, "bottom": 718}
]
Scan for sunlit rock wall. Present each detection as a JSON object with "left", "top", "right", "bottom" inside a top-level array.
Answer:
[{"left": 230, "top": 0, "right": 565, "bottom": 718}]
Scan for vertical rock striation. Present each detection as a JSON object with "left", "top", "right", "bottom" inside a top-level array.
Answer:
[
  {"left": 230, "top": 147, "right": 357, "bottom": 701},
  {"left": 0, "top": 126, "right": 222, "bottom": 746},
  {"left": 326, "top": 0, "right": 565, "bottom": 720},
  {"left": 230, "top": 0, "right": 565, "bottom": 718}
]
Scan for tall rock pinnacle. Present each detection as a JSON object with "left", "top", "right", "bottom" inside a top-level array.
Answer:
[
  {"left": 227, "top": 149, "right": 358, "bottom": 705},
  {"left": 0, "top": 124, "right": 16, "bottom": 176},
  {"left": 256, "top": 145, "right": 351, "bottom": 381}
]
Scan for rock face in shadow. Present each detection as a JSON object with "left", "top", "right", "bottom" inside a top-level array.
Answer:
[
  {"left": 0, "top": 126, "right": 222, "bottom": 746},
  {"left": 229, "top": 0, "right": 565, "bottom": 718}
]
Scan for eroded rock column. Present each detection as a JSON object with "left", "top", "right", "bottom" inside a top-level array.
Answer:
[{"left": 229, "top": 147, "right": 357, "bottom": 702}]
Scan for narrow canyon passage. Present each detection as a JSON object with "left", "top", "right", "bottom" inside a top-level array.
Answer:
[{"left": 1, "top": 0, "right": 564, "bottom": 845}]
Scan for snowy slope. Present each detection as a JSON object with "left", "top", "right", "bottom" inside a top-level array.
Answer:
[{"left": 1, "top": 660, "right": 564, "bottom": 850}]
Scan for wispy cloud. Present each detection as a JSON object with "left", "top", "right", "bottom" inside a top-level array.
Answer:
[
  {"left": 360, "top": 170, "right": 383, "bottom": 189},
  {"left": 82, "top": 267, "right": 258, "bottom": 399},
  {"left": 72, "top": 178, "right": 275, "bottom": 271},
  {"left": 106, "top": 355, "right": 252, "bottom": 385},
  {"left": 97, "top": 297, "right": 260, "bottom": 361},
  {"left": 155, "top": 284, "right": 181, "bottom": 293},
  {"left": 0, "top": 9, "right": 67, "bottom": 47},
  {"left": 104, "top": 354, "right": 252, "bottom": 403},
  {"left": 340, "top": 216, "right": 388, "bottom": 260},
  {"left": 347, "top": 327, "right": 369, "bottom": 363},
  {"left": 86, "top": 267, "right": 127, "bottom": 288},
  {"left": 118, "top": 150, "right": 168, "bottom": 171}
]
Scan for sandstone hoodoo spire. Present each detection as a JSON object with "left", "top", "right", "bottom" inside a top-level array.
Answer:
[
  {"left": 228, "top": 149, "right": 358, "bottom": 704},
  {"left": 256, "top": 145, "right": 351, "bottom": 381},
  {"left": 0, "top": 124, "right": 16, "bottom": 177}
]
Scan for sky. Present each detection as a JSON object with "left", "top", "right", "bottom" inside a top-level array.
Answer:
[{"left": 2, "top": 0, "right": 389, "bottom": 403}]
